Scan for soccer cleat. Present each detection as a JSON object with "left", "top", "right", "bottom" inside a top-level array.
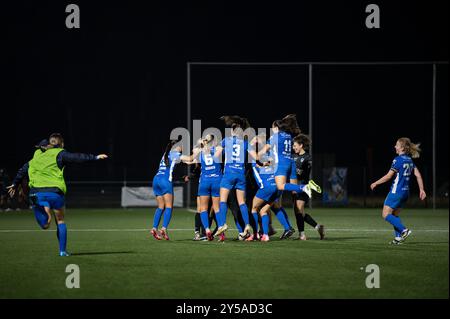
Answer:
[
  {"left": 308, "top": 179, "right": 322, "bottom": 194},
  {"left": 245, "top": 234, "right": 255, "bottom": 241},
  {"left": 280, "top": 227, "right": 295, "bottom": 240},
  {"left": 302, "top": 184, "right": 312, "bottom": 198},
  {"left": 238, "top": 232, "right": 250, "bottom": 241},
  {"left": 217, "top": 233, "right": 226, "bottom": 242},
  {"left": 243, "top": 224, "right": 251, "bottom": 236},
  {"left": 151, "top": 228, "right": 162, "bottom": 240},
  {"left": 390, "top": 237, "right": 403, "bottom": 245},
  {"left": 400, "top": 229, "right": 412, "bottom": 242},
  {"left": 318, "top": 225, "right": 325, "bottom": 240},
  {"left": 59, "top": 251, "right": 70, "bottom": 257},
  {"left": 193, "top": 231, "right": 201, "bottom": 241},
  {"left": 206, "top": 229, "right": 214, "bottom": 241},
  {"left": 159, "top": 228, "right": 170, "bottom": 240},
  {"left": 215, "top": 224, "right": 228, "bottom": 236},
  {"left": 261, "top": 234, "right": 270, "bottom": 242},
  {"left": 298, "top": 234, "right": 307, "bottom": 241}
]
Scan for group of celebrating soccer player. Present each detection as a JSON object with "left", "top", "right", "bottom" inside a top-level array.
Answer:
[
  {"left": 150, "top": 114, "right": 324, "bottom": 242},
  {"left": 6, "top": 115, "right": 427, "bottom": 256}
]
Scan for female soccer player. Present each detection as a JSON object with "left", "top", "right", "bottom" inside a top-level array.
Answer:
[
  {"left": 214, "top": 116, "right": 255, "bottom": 239},
  {"left": 370, "top": 137, "right": 427, "bottom": 244},
  {"left": 193, "top": 134, "right": 222, "bottom": 241},
  {"left": 248, "top": 134, "right": 296, "bottom": 241},
  {"left": 150, "top": 139, "right": 185, "bottom": 241},
  {"left": 258, "top": 114, "right": 320, "bottom": 197},
  {"left": 7, "top": 133, "right": 108, "bottom": 256},
  {"left": 292, "top": 134, "right": 324, "bottom": 240}
]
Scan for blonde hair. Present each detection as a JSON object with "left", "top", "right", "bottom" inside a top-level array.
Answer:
[{"left": 398, "top": 137, "right": 421, "bottom": 158}]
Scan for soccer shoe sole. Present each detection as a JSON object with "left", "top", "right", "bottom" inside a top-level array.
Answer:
[
  {"left": 308, "top": 180, "right": 322, "bottom": 194},
  {"left": 215, "top": 224, "right": 228, "bottom": 236},
  {"left": 401, "top": 229, "right": 412, "bottom": 242}
]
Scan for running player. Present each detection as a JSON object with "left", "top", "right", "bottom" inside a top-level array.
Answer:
[
  {"left": 292, "top": 134, "right": 324, "bottom": 240},
  {"left": 370, "top": 137, "right": 426, "bottom": 244},
  {"left": 7, "top": 134, "right": 108, "bottom": 256}
]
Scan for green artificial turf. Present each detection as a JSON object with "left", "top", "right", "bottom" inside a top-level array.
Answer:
[{"left": 0, "top": 208, "right": 448, "bottom": 298}]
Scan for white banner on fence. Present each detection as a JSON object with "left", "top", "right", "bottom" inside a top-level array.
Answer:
[{"left": 121, "top": 186, "right": 184, "bottom": 207}]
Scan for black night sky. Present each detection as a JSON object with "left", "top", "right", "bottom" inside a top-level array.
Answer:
[{"left": 3, "top": 1, "right": 449, "bottom": 196}]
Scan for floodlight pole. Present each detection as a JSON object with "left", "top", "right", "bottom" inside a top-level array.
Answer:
[
  {"left": 308, "top": 63, "right": 313, "bottom": 209},
  {"left": 187, "top": 63, "right": 192, "bottom": 210},
  {"left": 432, "top": 64, "right": 436, "bottom": 210}
]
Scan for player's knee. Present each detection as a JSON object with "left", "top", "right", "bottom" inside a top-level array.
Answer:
[{"left": 41, "top": 223, "right": 50, "bottom": 230}]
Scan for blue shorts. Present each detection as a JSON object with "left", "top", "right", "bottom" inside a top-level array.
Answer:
[
  {"left": 30, "top": 192, "right": 65, "bottom": 209},
  {"left": 274, "top": 160, "right": 294, "bottom": 178},
  {"left": 255, "top": 185, "right": 282, "bottom": 203},
  {"left": 198, "top": 177, "right": 221, "bottom": 197},
  {"left": 289, "top": 160, "right": 297, "bottom": 180},
  {"left": 384, "top": 193, "right": 408, "bottom": 209},
  {"left": 153, "top": 175, "right": 173, "bottom": 196},
  {"left": 220, "top": 173, "right": 246, "bottom": 191}
]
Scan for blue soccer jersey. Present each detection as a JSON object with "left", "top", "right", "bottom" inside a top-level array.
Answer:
[
  {"left": 389, "top": 155, "right": 415, "bottom": 196},
  {"left": 221, "top": 136, "right": 248, "bottom": 175},
  {"left": 155, "top": 150, "right": 181, "bottom": 182},
  {"left": 269, "top": 131, "right": 293, "bottom": 166},
  {"left": 252, "top": 163, "right": 276, "bottom": 189},
  {"left": 199, "top": 147, "right": 222, "bottom": 178}
]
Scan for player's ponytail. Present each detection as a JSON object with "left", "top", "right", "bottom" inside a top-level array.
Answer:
[
  {"left": 398, "top": 137, "right": 421, "bottom": 159},
  {"left": 220, "top": 115, "right": 250, "bottom": 132},
  {"left": 164, "top": 139, "right": 179, "bottom": 166},
  {"left": 273, "top": 114, "right": 301, "bottom": 136}
]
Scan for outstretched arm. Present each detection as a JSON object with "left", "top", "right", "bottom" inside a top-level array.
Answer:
[
  {"left": 414, "top": 167, "right": 427, "bottom": 200},
  {"left": 7, "top": 162, "right": 29, "bottom": 197},
  {"left": 370, "top": 169, "right": 396, "bottom": 190},
  {"left": 58, "top": 150, "right": 108, "bottom": 168}
]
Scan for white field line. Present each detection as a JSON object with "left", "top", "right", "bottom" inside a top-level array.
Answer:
[{"left": 0, "top": 228, "right": 448, "bottom": 233}]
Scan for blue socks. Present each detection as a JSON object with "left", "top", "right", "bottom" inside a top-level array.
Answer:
[
  {"left": 252, "top": 212, "right": 259, "bottom": 233},
  {"left": 219, "top": 202, "right": 228, "bottom": 227},
  {"left": 152, "top": 208, "right": 163, "bottom": 228},
  {"left": 235, "top": 220, "right": 244, "bottom": 233},
  {"left": 279, "top": 207, "right": 292, "bottom": 228},
  {"left": 385, "top": 214, "right": 405, "bottom": 233},
  {"left": 200, "top": 211, "right": 210, "bottom": 229},
  {"left": 284, "top": 183, "right": 303, "bottom": 193},
  {"left": 162, "top": 208, "right": 173, "bottom": 228},
  {"left": 274, "top": 208, "right": 290, "bottom": 230},
  {"left": 239, "top": 204, "right": 250, "bottom": 225},
  {"left": 33, "top": 207, "right": 48, "bottom": 229},
  {"left": 57, "top": 223, "right": 67, "bottom": 253},
  {"left": 262, "top": 215, "right": 269, "bottom": 235}
]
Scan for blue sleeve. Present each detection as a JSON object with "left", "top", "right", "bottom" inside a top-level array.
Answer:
[
  {"left": 390, "top": 157, "right": 402, "bottom": 172},
  {"left": 12, "top": 162, "right": 29, "bottom": 186},
  {"left": 169, "top": 151, "right": 181, "bottom": 164},
  {"left": 221, "top": 139, "right": 225, "bottom": 148},
  {"left": 57, "top": 150, "right": 97, "bottom": 168}
]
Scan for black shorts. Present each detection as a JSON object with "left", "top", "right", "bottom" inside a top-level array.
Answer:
[{"left": 294, "top": 191, "right": 309, "bottom": 204}]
